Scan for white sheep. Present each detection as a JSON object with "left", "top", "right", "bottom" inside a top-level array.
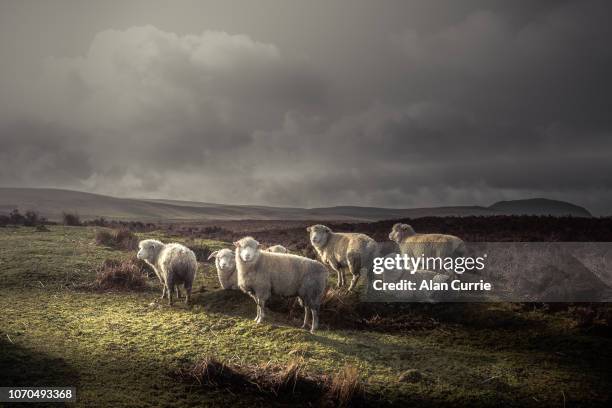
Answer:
[
  {"left": 207, "top": 248, "right": 238, "bottom": 290},
  {"left": 388, "top": 223, "right": 466, "bottom": 275},
  {"left": 307, "top": 224, "right": 378, "bottom": 291},
  {"left": 208, "top": 245, "right": 290, "bottom": 290},
  {"left": 137, "top": 239, "right": 197, "bottom": 305},
  {"left": 234, "top": 236, "right": 328, "bottom": 333}
]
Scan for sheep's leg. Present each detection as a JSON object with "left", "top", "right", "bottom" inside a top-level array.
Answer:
[
  {"left": 310, "top": 308, "right": 319, "bottom": 334},
  {"left": 175, "top": 286, "right": 181, "bottom": 299},
  {"left": 347, "top": 273, "right": 361, "bottom": 292},
  {"left": 347, "top": 253, "right": 361, "bottom": 292},
  {"left": 160, "top": 284, "right": 167, "bottom": 300},
  {"left": 249, "top": 293, "right": 260, "bottom": 321},
  {"left": 257, "top": 298, "right": 266, "bottom": 324},
  {"left": 167, "top": 277, "right": 174, "bottom": 306},
  {"left": 184, "top": 284, "right": 192, "bottom": 305},
  {"left": 328, "top": 261, "right": 344, "bottom": 288},
  {"left": 301, "top": 307, "right": 310, "bottom": 329}
]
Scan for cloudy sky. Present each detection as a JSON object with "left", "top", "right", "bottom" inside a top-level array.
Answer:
[{"left": 1, "top": 0, "right": 611, "bottom": 214}]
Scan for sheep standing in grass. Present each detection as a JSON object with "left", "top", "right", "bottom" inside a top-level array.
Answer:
[
  {"left": 207, "top": 249, "right": 238, "bottom": 290},
  {"left": 137, "top": 239, "right": 197, "bottom": 305},
  {"left": 208, "top": 245, "right": 289, "bottom": 290},
  {"left": 307, "top": 224, "right": 378, "bottom": 291},
  {"left": 388, "top": 223, "right": 466, "bottom": 274},
  {"left": 234, "top": 236, "right": 328, "bottom": 333}
]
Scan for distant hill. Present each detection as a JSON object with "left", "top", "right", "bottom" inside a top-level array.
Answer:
[
  {"left": 0, "top": 188, "right": 592, "bottom": 222},
  {"left": 489, "top": 198, "right": 592, "bottom": 217}
]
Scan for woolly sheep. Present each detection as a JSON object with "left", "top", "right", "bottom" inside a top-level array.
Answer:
[
  {"left": 208, "top": 245, "right": 290, "bottom": 289},
  {"left": 207, "top": 248, "right": 238, "bottom": 290},
  {"left": 137, "top": 239, "right": 197, "bottom": 305},
  {"left": 234, "top": 236, "right": 328, "bottom": 333},
  {"left": 307, "top": 224, "right": 378, "bottom": 291},
  {"left": 388, "top": 223, "right": 466, "bottom": 274}
]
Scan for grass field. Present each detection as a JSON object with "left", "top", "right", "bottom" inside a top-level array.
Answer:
[{"left": 1, "top": 226, "right": 611, "bottom": 407}]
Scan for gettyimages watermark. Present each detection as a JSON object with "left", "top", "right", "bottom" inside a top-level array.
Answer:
[{"left": 363, "top": 242, "right": 612, "bottom": 302}]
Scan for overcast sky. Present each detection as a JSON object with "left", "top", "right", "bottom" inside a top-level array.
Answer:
[{"left": 1, "top": 0, "right": 611, "bottom": 214}]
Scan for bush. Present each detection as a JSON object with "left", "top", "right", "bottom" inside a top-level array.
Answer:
[
  {"left": 94, "top": 228, "right": 139, "bottom": 251},
  {"left": 24, "top": 210, "right": 46, "bottom": 227},
  {"left": 94, "top": 257, "right": 149, "bottom": 290},
  {"left": 62, "top": 212, "right": 81, "bottom": 226},
  {"left": 8, "top": 209, "right": 25, "bottom": 225}
]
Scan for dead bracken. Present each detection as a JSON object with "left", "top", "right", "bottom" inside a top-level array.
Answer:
[{"left": 173, "top": 356, "right": 368, "bottom": 406}]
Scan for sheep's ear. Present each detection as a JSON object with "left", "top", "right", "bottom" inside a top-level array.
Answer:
[
  {"left": 306, "top": 226, "right": 311, "bottom": 232},
  {"left": 233, "top": 241, "right": 239, "bottom": 247},
  {"left": 207, "top": 251, "right": 218, "bottom": 260}
]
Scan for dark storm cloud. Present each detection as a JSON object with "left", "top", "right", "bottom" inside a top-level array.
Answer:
[
  {"left": 0, "top": 120, "right": 93, "bottom": 186},
  {"left": 0, "top": 0, "right": 611, "bottom": 213}
]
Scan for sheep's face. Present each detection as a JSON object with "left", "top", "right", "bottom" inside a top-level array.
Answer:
[
  {"left": 234, "top": 237, "right": 262, "bottom": 263},
  {"left": 307, "top": 224, "right": 331, "bottom": 247},
  {"left": 137, "top": 239, "right": 163, "bottom": 262},
  {"left": 209, "top": 248, "right": 235, "bottom": 271},
  {"left": 389, "top": 223, "right": 416, "bottom": 243}
]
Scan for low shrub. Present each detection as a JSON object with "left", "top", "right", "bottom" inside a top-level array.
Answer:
[
  {"left": 94, "top": 257, "right": 149, "bottom": 290},
  {"left": 62, "top": 212, "right": 81, "bottom": 226}
]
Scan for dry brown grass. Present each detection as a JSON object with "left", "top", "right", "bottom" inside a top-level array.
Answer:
[
  {"left": 94, "top": 228, "right": 139, "bottom": 251},
  {"left": 326, "top": 364, "right": 364, "bottom": 406},
  {"left": 174, "top": 356, "right": 367, "bottom": 405},
  {"left": 94, "top": 257, "right": 149, "bottom": 290}
]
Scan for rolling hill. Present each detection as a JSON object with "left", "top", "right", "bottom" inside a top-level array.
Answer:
[{"left": 0, "top": 188, "right": 592, "bottom": 222}]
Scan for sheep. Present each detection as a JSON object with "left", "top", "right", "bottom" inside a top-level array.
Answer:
[
  {"left": 208, "top": 245, "right": 289, "bottom": 290},
  {"left": 388, "top": 223, "right": 466, "bottom": 275},
  {"left": 266, "top": 244, "right": 289, "bottom": 254},
  {"left": 137, "top": 239, "right": 197, "bottom": 305},
  {"left": 307, "top": 224, "right": 378, "bottom": 291},
  {"left": 207, "top": 248, "right": 238, "bottom": 290},
  {"left": 234, "top": 236, "right": 328, "bottom": 333}
]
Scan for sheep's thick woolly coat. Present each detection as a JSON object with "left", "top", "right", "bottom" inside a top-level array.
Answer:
[
  {"left": 212, "top": 248, "right": 238, "bottom": 290},
  {"left": 236, "top": 251, "right": 328, "bottom": 307},
  {"left": 139, "top": 240, "right": 197, "bottom": 302},
  {"left": 155, "top": 243, "right": 198, "bottom": 287},
  {"left": 389, "top": 224, "right": 466, "bottom": 273},
  {"left": 310, "top": 228, "right": 378, "bottom": 290}
]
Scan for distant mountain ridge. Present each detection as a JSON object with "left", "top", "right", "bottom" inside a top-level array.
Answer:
[
  {"left": 489, "top": 198, "right": 592, "bottom": 217},
  {"left": 0, "top": 188, "right": 592, "bottom": 222}
]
